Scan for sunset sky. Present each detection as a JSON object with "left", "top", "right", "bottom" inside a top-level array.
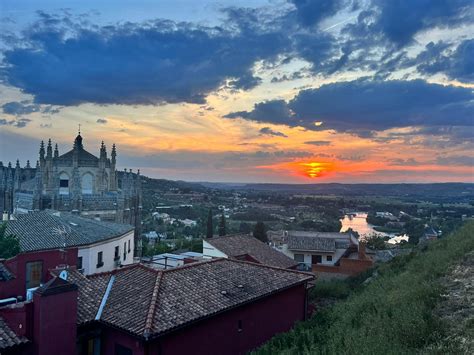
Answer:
[{"left": 0, "top": 0, "right": 473, "bottom": 183}]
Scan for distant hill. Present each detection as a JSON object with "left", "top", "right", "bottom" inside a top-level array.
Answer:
[{"left": 200, "top": 182, "right": 474, "bottom": 200}]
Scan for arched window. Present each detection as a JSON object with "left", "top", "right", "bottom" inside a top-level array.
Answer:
[
  {"left": 82, "top": 173, "right": 94, "bottom": 194},
  {"left": 59, "top": 172, "right": 69, "bottom": 195}
]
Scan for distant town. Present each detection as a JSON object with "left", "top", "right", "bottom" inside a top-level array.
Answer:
[{"left": 1, "top": 133, "right": 473, "bottom": 354}]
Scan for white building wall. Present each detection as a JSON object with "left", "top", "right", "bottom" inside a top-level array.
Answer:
[
  {"left": 202, "top": 240, "right": 228, "bottom": 259},
  {"left": 279, "top": 244, "right": 347, "bottom": 267},
  {"left": 78, "top": 230, "right": 135, "bottom": 275}
]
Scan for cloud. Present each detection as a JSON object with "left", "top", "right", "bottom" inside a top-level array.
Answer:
[
  {"left": 304, "top": 140, "right": 331, "bottom": 146},
  {"left": 1, "top": 12, "right": 289, "bottom": 106},
  {"left": 436, "top": 155, "right": 474, "bottom": 166},
  {"left": 2, "top": 101, "right": 40, "bottom": 115},
  {"left": 416, "top": 39, "right": 474, "bottom": 83},
  {"left": 96, "top": 118, "right": 108, "bottom": 124},
  {"left": 289, "top": 0, "right": 349, "bottom": 27},
  {"left": 0, "top": 118, "right": 31, "bottom": 128},
  {"left": 259, "top": 127, "right": 288, "bottom": 137},
  {"left": 225, "top": 79, "right": 473, "bottom": 134}
]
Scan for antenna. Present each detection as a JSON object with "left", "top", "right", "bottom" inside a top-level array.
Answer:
[{"left": 78, "top": 123, "right": 81, "bottom": 135}]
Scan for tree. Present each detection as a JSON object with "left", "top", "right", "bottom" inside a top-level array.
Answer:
[
  {"left": 206, "top": 208, "right": 213, "bottom": 238},
  {"left": 218, "top": 213, "right": 226, "bottom": 236},
  {"left": 364, "top": 233, "right": 386, "bottom": 250},
  {"left": 253, "top": 221, "right": 268, "bottom": 243},
  {"left": 239, "top": 222, "right": 252, "bottom": 234},
  {"left": 0, "top": 223, "right": 20, "bottom": 259}
]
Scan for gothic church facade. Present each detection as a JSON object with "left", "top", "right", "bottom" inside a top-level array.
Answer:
[{"left": 0, "top": 133, "right": 142, "bottom": 248}]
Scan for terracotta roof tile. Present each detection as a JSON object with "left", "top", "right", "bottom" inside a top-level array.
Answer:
[
  {"left": 206, "top": 234, "right": 298, "bottom": 269},
  {"left": 0, "top": 317, "right": 28, "bottom": 350},
  {"left": 70, "top": 259, "right": 313, "bottom": 338}
]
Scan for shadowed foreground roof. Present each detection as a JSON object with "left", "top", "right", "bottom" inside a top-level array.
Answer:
[
  {"left": 0, "top": 317, "right": 29, "bottom": 350},
  {"left": 205, "top": 234, "right": 298, "bottom": 269},
  {"left": 6, "top": 211, "right": 133, "bottom": 252},
  {"left": 66, "top": 258, "right": 313, "bottom": 339}
]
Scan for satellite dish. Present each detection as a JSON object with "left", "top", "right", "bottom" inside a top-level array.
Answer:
[{"left": 59, "top": 270, "right": 68, "bottom": 281}]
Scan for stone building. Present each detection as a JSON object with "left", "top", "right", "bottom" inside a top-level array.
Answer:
[{"left": 0, "top": 132, "right": 142, "bottom": 253}]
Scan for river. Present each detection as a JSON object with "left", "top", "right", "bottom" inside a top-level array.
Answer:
[{"left": 340, "top": 212, "right": 408, "bottom": 243}]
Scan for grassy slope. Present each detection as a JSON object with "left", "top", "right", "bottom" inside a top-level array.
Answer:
[{"left": 255, "top": 221, "right": 474, "bottom": 355}]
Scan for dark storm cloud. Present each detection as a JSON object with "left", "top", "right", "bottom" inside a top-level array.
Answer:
[
  {"left": 259, "top": 127, "right": 288, "bottom": 138},
  {"left": 0, "top": 12, "right": 289, "bottom": 106},
  {"left": 225, "top": 79, "right": 474, "bottom": 134}
]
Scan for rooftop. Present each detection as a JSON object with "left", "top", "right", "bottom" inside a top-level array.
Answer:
[
  {"left": 287, "top": 235, "right": 336, "bottom": 252},
  {"left": 63, "top": 258, "right": 312, "bottom": 339},
  {"left": 0, "top": 262, "right": 14, "bottom": 282},
  {"left": 0, "top": 317, "right": 28, "bottom": 350},
  {"left": 6, "top": 211, "right": 134, "bottom": 253},
  {"left": 205, "top": 234, "right": 298, "bottom": 269}
]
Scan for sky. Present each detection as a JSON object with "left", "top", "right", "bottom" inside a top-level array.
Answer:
[{"left": 0, "top": 0, "right": 473, "bottom": 183}]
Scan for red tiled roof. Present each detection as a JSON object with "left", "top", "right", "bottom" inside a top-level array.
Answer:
[
  {"left": 0, "top": 317, "right": 29, "bottom": 350},
  {"left": 205, "top": 234, "right": 298, "bottom": 269},
  {"left": 68, "top": 258, "right": 313, "bottom": 339}
]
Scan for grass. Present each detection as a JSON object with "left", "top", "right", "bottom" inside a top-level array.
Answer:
[{"left": 254, "top": 221, "right": 474, "bottom": 355}]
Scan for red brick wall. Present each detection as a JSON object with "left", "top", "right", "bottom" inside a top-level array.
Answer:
[
  {"left": 312, "top": 258, "right": 373, "bottom": 276},
  {"left": 0, "top": 248, "right": 78, "bottom": 299}
]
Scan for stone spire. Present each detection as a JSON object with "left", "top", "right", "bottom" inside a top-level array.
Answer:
[
  {"left": 26, "top": 160, "right": 31, "bottom": 168},
  {"left": 46, "top": 139, "right": 53, "bottom": 158},
  {"left": 54, "top": 144, "right": 59, "bottom": 158},
  {"left": 39, "top": 140, "right": 45, "bottom": 161}
]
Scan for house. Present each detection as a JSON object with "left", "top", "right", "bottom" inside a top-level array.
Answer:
[
  {"left": 1, "top": 210, "right": 135, "bottom": 299},
  {"left": 178, "top": 218, "right": 197, "bottom": 227},
  {"left": 203, "top": 233, "right": 298, "bottom": 269},
  {"left": 273, "top": 230, "right": 373, "bottom": 276},
  {"left": 0, "top": 258, "right": 313, "bottom": 355}
]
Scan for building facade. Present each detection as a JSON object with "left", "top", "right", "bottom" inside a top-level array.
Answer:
[{"left": 0, "top": 132, "right": 142, "bottom": 249}]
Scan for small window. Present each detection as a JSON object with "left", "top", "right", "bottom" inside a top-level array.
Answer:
[
  {"left": 114, "top": 246, "right": 119, "bottom": 260},
  {"left": 26, "top": 261, "right": 43, "bottom": 289},
  {"left": 294, "top": 254, "right": 304, "bottom": 263},
  {"left": 128, "top": 240, "right": 131, "bottom": 253},
  {"left": 59, "top": 179, "right": 69, "bottom": 187},
  {"left": 123, "top": 242, "right": 127, "bottom": 260},
  {"left": 237, "top": 320, "right": 243, "bottom": 332},
  {"left": 77, "top": 256, "right": 83, "bottom": 270},
  {"left": 326, "top": 255, "right": 333, "bottom": 262},
  {"left": 311, "top": 255, "right": 322, "bottom": 264},
  {"left": 97, "top": 251, "right": 104, "bottom": 268}
]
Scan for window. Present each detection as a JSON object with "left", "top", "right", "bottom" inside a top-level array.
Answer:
[
  {"left": 311, "top": 255, "right": 322, "bottom": 265},
  {"left": 123, "top": 242, "right": 127, "bottom": 260},
  {"left": 97, "top": 251, "right": 104, "bottom": 268},
  {"left": 115, "top": 344, "right": 133, "bottom": 355},
  {"left": 237, "top": 320, "right": 243, "bottom": 332},
  {"left": 294, "top": 254, "right": 305, "bottom": 263},
  {"left": 128, "top": 240, "right": 131, "bottom": 253},
  {"left": 114, "top": 246, "right": 119, "bottom": 260},
  {"left": 82, "top": 173, "right": 94, "bottom": 194},
  {"left": 326, "top": 255, "right": 333, "bottom": 262},
  {"left": 26, "top": 261, "right": 43, "bottom": 289},
  {"left": 77, "top": 256, "right": 83, "bottom": 270},
  {"left": 59, "top": 172, "right": 70, "bottom": 195}
]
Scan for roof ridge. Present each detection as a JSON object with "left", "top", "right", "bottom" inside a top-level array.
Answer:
[
  {"left": 160, "top": 257, "right": 222, "bottom": 274},
  {"left": 144, "top": 271, "right": 164, "bottom": 338}
]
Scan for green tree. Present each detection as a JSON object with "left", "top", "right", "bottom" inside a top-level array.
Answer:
[
  {"left": 218, "top": 213, "right": 226, "bottom": 236},
  {"left": 365, "top": 233, "right": 386, "bottom": 250},
  {"left": 0, "top": 223, "right": 20, "bottom": 259},
  {"left": 253, "top": 221, "right": 268, "bottom": 243},
  {"left": 206, "top": 208, "right": 213, "bottom": 238}
]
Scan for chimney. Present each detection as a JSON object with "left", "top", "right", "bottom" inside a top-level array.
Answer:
[
  {"left": 2, "top": 211, "right": 8, "bottom": 221},
  {"left": 358, "top": 242, "right": 367, "bottom": 260},
  {"left": 33, "top": 276, "right": 78, "bottom": 355}
]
